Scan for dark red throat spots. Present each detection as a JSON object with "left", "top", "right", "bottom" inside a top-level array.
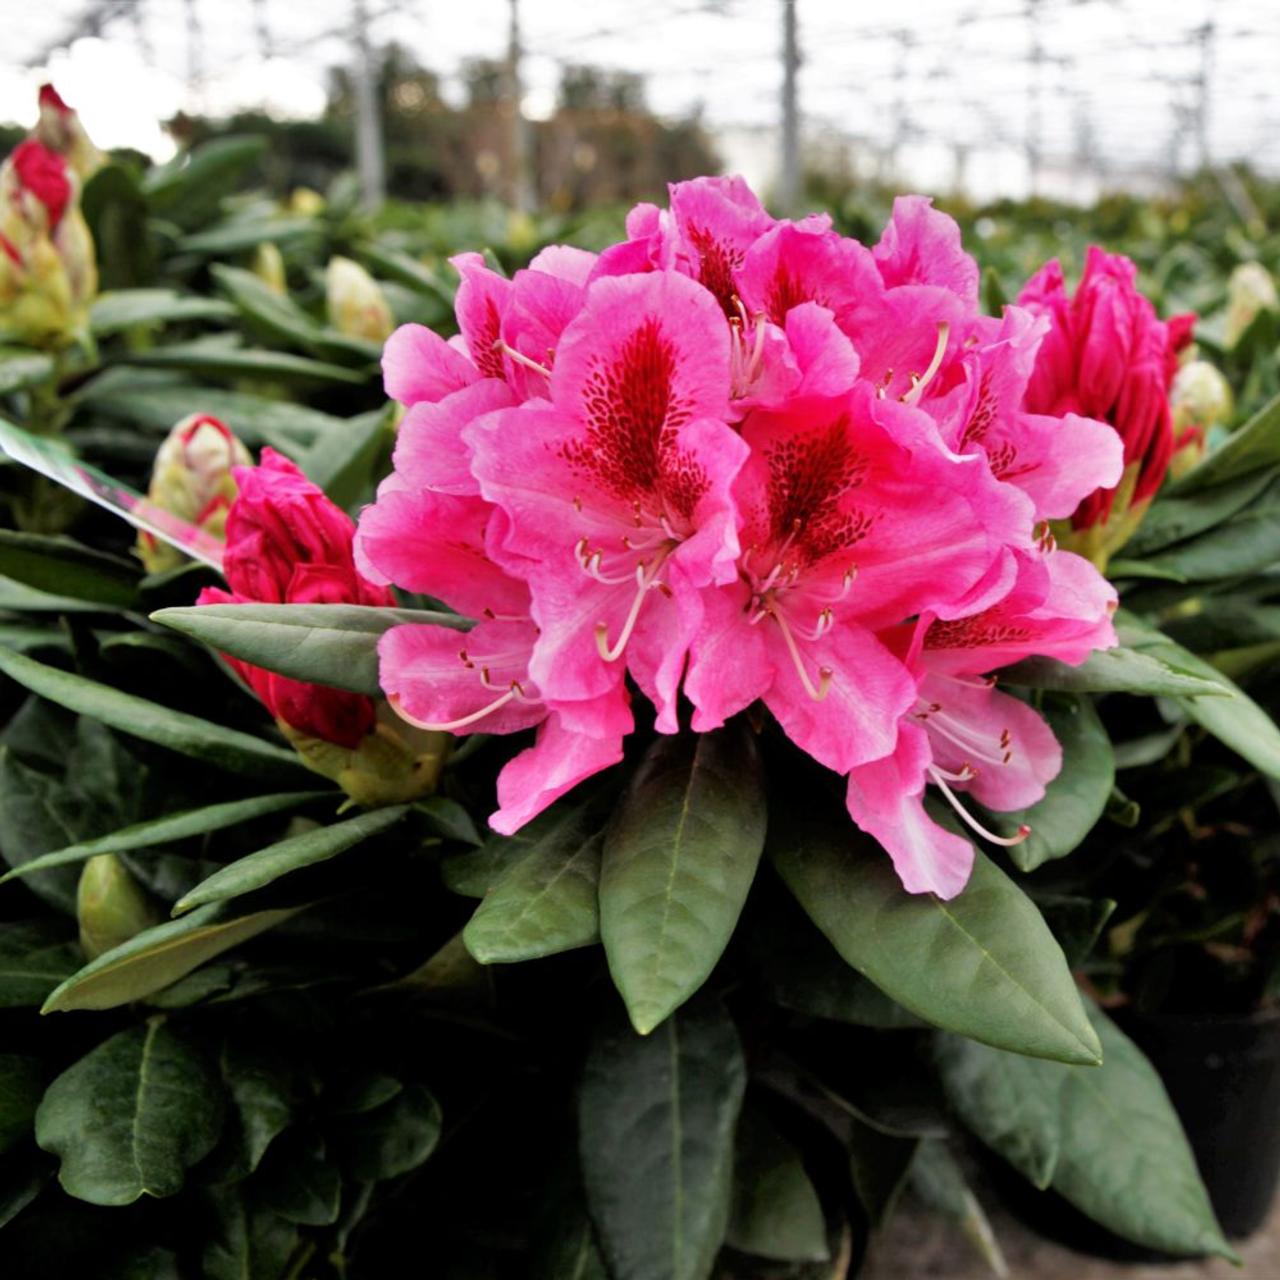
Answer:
[
  {"left": 563, "top": 317, "right": 706, "bottom": 520},
  {"left": 687, "top": 223, "right": 745, "bottom": 319},
  {"left": 473, "top": 297, "right": 506, "bottom": 381},
  {"left": 766, "top": 268, "right": 818, "bottom": 327},
  {"left": 960, "top": 372, "right": 996, "bottom": 449},
  {"left": 765, "top": 417, "right": 871, "bottom": 561}
]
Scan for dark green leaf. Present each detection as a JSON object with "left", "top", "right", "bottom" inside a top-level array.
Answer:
[
  {"left": 1139, "top": 482, "right": 1280, "bottom": 581},
  {"left": 999, "top": 644, "right": 1227, "bottom": 698},
  {"left": 35, "top": 1020, "right": 225, "bottom": 1205},
  {"left": 202, "top": 1185, "right": 299, "bottom": 1280},
  {"left": 0, "top": 648, "right": 308, "bottom": 781},
  {"left": 0, "top": 920, "right": 81, "bottom": 1007},
  {"left": 177, "top": 217, "right": 316, "bottom": 256},
  {"left": 769, "top": 813, "right": 1100, "bottom": 1065},
  {"left": 937, "top": 1005, "right": 1236, "bottom": 1260},
  {"left": 1120, "top": 609, "right": 1280, "bottom": 778},
  {"left": 42, "top": 903, "right": 300, "bottom": 1012},
  {"left": 1124, "top": 466, "right": 1276, "bottom": 556},
  {"left": 465, "top": 828, "right": 603, "bottom": 964},
  {"left": 0, "top": 531, "right": 139, "bottom": 607},
  {"left": 0, "top": 1056, "right": 43, "bottom": 1155},
  {"left": 909, "top": 1140, "right": 1007, "bottom": 1276},
  {"left": 256, "top": 1134, "right": 341, "bottom": 1226},
  {"left": 153, "top": 602, "right": 467, "bottom": 696},
  {"left": 358, "top": 242, "right": 456, "bottom": 303},
  {"left": 122, "top": 343, "right": 367, "bottom": 386},
  {"left": 299, "top": 409, "right": 388, "bottom": 508},
  {"left": 579, "top": 998, "right": 746, "bottom": 1280},
  {"left": 90, "top": 289, "right": 234, "bottom": 337},
  {"left": 335, "top": 1084, "right": 442, "bottom": 1180},
  {"left": 993, "top": 696, "right": 1114, "bottom": 872},
  {"left": 174, "top": 805, "right": 408, "bottom": 914},
  {"left": 601, "top": 725, "right": 768, "bottom": 1034},
  {"left": 143, "top": 136, "right": 267, "bottom": 217},
  {"left": 847, "top": 1114, "right": 917, "bottom": 1227},
  {"left": 727, "top": 1106, "right": 828, "bottom": 1262},
  {"left": 209, "top": 1039, "right": 294, "bottom": 1182},
  {"left": 0, "top": 791, "right": 333, "bottom": 885}
]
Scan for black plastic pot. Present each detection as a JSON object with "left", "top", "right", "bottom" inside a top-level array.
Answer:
[{"left": 1123, "top": 1004, "right": 1280, "bottom": 1241}]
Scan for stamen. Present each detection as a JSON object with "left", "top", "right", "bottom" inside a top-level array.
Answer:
[
  {"left": 594, "top": 550, "right": 671, "bottom": 661},
  {"left": 922, "top": 704, "right": 1012, "bottom": 768},
  {"left": 902, "top": 322, "right": 951, "bottom": 406},
  {"left": 928, "top": 766, "right": 1030, "bottom": 846},
  {"left": 771, "top": 607, "right": 833, "bottom": 702},
  {"left": 494, "top": 338, "right": 551, "bottom": 379},
  {"left": 389, "top": 684, "right": 522, "bottom": 733}
]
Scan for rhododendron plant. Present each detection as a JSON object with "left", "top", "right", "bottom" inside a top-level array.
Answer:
[{"left": 355, "top": 175, "right": 1133, "bottom": 898}]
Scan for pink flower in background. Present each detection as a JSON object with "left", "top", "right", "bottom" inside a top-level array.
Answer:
[
  {"left": 199, "top": 449, "right": 392, "bottom": 748},
  {"left": 359, "top": 174, "right": 1130, "bottom": 895},
  {"left": 1019, "top": 247, "right": 1194, "bottom": 531}
]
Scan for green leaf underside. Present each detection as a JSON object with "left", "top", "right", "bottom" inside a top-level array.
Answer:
[
  {"left": 937, "top": 1005, "right": 1236, "bottom": 1260},
  {"left": 464, "top": 829, "right": 603, "bottom": 964},
  {"left": 579, "top": 999, "right": 746, "bottom": 1280},
  {"left": 42, "top": 904, "right": 300, "bottom": 1012},
  {"left": 769, "top": 813, "right": 1101, "bottom": 1065},
  {"left": 1119, "top": 609, "right": 1280, "bottom": 779},
  {"left": 0, "top": 648, "right": 307, "bottom": 780},
  {"left": 0, "top": 791, "right": 333, "bottom": 885},
  {"left": 35, "top": 1021, "right": 225, "bottom": 1205},
  {"left": 999, "top": 644, "right": 1227, "bottom": 698},
  {"left": 174, "top": 805, "right": 408, "bottom": 913},
  {"left": 152, "top": 603, "right": 468, "bottom": 696},
  {"left": 994, "top": 697, "right": 1115, "bottom": 872},
  {"left": 601, "top": 726, "right": 768, "bottom": 1034}
]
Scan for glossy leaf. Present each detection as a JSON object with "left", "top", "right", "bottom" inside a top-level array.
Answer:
[
  {"left": 727, "top": 1106, "right": 828, "bottom": 1262},
  {"left": 208, "top": 1039, "right": 294, "bottom": 1183},
  {"left": 174, "top": 805, "right": 408, "bottom": 914},
  {"left": 0, "top": 791, "right": 333, "bottom": 885},
  {"left": 991, "top": 696, "right": 1114, "bottom": 872},
  {"left": 0, "top": 648, "right": 307, "bottom": 781},
  {"left": 1120, "top": 609, "right": 1280, "bottom": 779},
  {"left": 42, "top": 903, "right": 300, "bottom": 1012},
  {"left": 35, "top": 1020, "right": 225, "bottom": 1205},
  {"left": 202, "top": 1185, "right": 299, "bottom": 1280},
  {"left": 464, "top": 828, "right": 603, "bottom": 964},
  {"left": 256, "top": 1134, "right": 341, "bottom": 1226},
  {"left": 999, "top": 644, "right": 1226, "bottom": 698},
  {"left": 0, "top": 351, "right": 55, "bottom": 395},
  {"left": 89, "top": 289, "right": 233, "bottom": 336},
  {"left": 600, "top": 726, "right": 768, "bottom": 1034},
  {"left": 123, "top": 343, "right": 366, "bottom": 386},
  {"left": 769, "top": 812, "right": 1101, "bottom": 1065},
  {"left": 1166, "top": 390, "right": 1280, "bottom": 494},
  {"left": 1125, "top": 466, "right": 1275, "bottom": 556},
  {"left": 579, "top": 998, "right": 746, "bottom": 1280},
  {"left": 153, "top": 602, "right": 467, "bottom": 696},
  {"left": 937, "top": 1005, "right": 1236, "bottom": 1260},
  {"left": 0, "top": 531, "right": 139, "bottom": 607}
]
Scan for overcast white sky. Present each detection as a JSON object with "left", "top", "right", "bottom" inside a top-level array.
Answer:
[{"left": 3, "top": 0, "right": 1278, "bottom": 200}]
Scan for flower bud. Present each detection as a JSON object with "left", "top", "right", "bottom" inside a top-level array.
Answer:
[
  {"left": 0, "top": 139, "right": 97, "bottom": 345},
  {"left": 1167, "top": 360, "right": 1234, "bottom": 481},
  {"left": 326, "top": 256, "right": 393, "bottom": 343},
  {"left": 77, "top": 854, "right": 161, "bottom": 960},
  {"left": 1020, "top": 247, "right": 1193, "bottom": 568},
  {"left": 289, "top": 187, "right": 326, "bottom": 217},
  {"left": 1224, "top": 262, "right": 1278, "bottom": 349},
  {"left": 252, "top": 242, "right": 287, "bottom": 295},
  {"left": 136, "top": 414, "right": 253, "bottom": 573},
  {"left": 34, "top": 84, "right": 105, "bottom": 182},
  {"left": 196, "top": 450, "right": 440, "bottom": 805}
]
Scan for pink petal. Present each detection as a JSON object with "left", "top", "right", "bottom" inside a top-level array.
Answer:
[
  {"left": 490, "top": 712, "right": 626, "bottom": 834},
  {"left": 450, "top": 252, "right": 514, "bottom": 382},
  {"left": 379, "top": 619, "right": 546, "bottom": 737},
  {"left": 392, "top": 379, "right": 516, "bottom": 495},
  {"left": 685, "top": 580, "right": 773, "bottom": 732},
  {"left": 382, "top": 323, "right": 478, "bottom": 406},
  {"left": 846, "top": 723, "right": 976, "bottom": 899},
  {"left": 873, "top": 196, "right": 980, "bottom": 307}
]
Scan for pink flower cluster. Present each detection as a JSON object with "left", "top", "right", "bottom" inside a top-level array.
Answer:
[{"left": 357, "top": 177, "right": 1128, "bottom": 899}]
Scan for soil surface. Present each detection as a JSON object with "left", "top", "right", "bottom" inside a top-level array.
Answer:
[{"left": 865, "top": 1192, "right": 1279, "bottom": 1279}]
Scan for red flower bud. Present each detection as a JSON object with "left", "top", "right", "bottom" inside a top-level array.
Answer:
[
  {"left": 198, "top": 449, "right": 394, "bottom": 749},
  {"left": 10, "top": 140, "right": 70, "bottom": 230},
  {"left": 1019, "top": 246, "right": 1194, "bottom": 533}
]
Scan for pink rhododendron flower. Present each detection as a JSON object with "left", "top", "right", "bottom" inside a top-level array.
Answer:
[
  {"left": 199, "top": 449, "right": 392, "bottom": 749},
  {"left": 1018, "top": 247, "right": 1194, "bottom": 536},
  {"left": 847, "top": 551, "right": 1117, "bottom": 896},
  {"left": 359, "top": 174, "right": 1129, "bottom": 897}
]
